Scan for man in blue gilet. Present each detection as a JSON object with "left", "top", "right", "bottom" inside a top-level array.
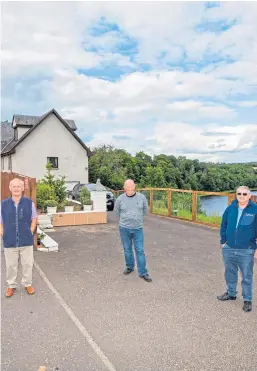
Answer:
[{"left": 1, "top": 178, "right": 37, "bottom": 298}]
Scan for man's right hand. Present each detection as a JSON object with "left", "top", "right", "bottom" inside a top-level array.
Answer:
[{"left": 220, "top": 243, "right": 226, "bottom": 248}]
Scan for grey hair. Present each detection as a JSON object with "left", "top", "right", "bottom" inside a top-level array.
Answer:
[
  {"left": 124, "top": 179, "right": 135, "bottom": 187},
  {"left": 236, "top": 185, "right": 251, "bottom": 193},
  {"left": 9, "top": 178, "right": 24, "bottom": 187}
]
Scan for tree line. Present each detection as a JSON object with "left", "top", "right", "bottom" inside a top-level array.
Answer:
[{"left": 88, "top": 145, "right": 257, "bottom": 192}]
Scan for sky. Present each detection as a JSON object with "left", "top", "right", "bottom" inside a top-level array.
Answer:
[{"left": 1, "top": 1, "right": 257, "bottom": 163}]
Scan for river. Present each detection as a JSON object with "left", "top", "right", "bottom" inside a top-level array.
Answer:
[{"left": 200, "top": 191, "right": 257, "bottom": 216}]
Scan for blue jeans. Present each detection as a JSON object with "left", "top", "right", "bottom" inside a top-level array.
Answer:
[
  {"left": 119, "top": 226, "right": 148, "bottom": 276},
  {"left": 222, "top": 246, "right": 255, "bottom": 301}
]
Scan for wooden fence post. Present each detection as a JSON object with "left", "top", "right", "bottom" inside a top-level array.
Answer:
[
  {"left": 149, "top": 189, "right": 153, "bottom": 213},
  {"left": 192, "top": 191, "right": 197, "bottom": 221},
  {"left": 251, "top": 195, "right": 257, "bottom": 204},
  {"left": 167, "top": 189, "right": 171, "bottom": 217},
  {"left": 30, "top": 178, "right": 37, "bottom": 206},
  {"left": 228, "top": 194, "right": 235, "bottom": 205}
]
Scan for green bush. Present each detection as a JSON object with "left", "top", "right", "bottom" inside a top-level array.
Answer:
[
  {"left": 36, "top": 183, "right": 56, "bottom": 209},
  {"left": 54, "top": 176, "right": 67, "bottom": 204},
  {"left": 37, "top": 232, "right": 46, "bottom": 241},
  {"left": 44, "top": 199, "right": 58, "bottom": 207},
  {"left": 64, "top": 200, "right": 75, "bottom": 207},
  {"left": 80, "top": 187, "right": 91, "bottom": 205},
  {"left": 40, "top": 163, "right": 67, "bottom": 205}
]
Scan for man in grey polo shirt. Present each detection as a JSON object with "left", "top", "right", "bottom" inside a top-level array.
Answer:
[{"left": 114, "top": 179, "right": 152, "bottom": 282}]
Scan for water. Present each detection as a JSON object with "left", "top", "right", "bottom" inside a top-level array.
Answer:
[{"left": 200, "top": 191, "right": 257, "bottom": 217}]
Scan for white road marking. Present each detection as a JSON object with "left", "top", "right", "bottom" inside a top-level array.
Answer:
[{"left": 34, "top": 261, "right": 117, "bottom": 371}]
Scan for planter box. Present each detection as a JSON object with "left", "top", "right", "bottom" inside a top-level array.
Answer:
[
  {"left": 91, "top": 191, "right": 106, "bottom": 211},
  {"left": 52, "top": 211, "right": 107, "bottom": 227},
  {"left": 65, "top": 206, "right": 74, "bottom": 212},
  {"left": 47, "top": 206, "right": 57, "bottom": 214},
  {"left": 83, "top": 205, "right": 92, "bottom": 211}
]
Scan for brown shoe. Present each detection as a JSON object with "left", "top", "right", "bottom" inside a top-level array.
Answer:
[
  {"left": 25, "top": 286, "right": 35, "bottom": 295},
  {"left": 5, "top": 288, "right": 15, "bottom": 298}
]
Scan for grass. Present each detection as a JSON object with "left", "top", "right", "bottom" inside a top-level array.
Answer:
[
  {"left": 152, "top": 206, "right": 221, "bottom": 225},
  {"left": 196, "top": 213, "right": 221, "bottom": 225}
]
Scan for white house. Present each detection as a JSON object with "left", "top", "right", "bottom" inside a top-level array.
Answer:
[{"left": 1, "top": 108, "right": 91, "bottom": 183}]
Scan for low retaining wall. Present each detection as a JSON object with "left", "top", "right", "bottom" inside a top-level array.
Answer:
[
  {"left": 36, "top": 227, "right": 58, "bottom": 252},
  {"left": 51, "top": 211, "right": 107, "bottom": 227}
]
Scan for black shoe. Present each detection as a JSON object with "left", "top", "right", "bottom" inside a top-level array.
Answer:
[
  {"left": 140, "top": 274, "right": 152, "bottom": 282},
  {"left": 217, "top": 292, "right": 237, "bottom": 301},
  {"left": 123, "top": 268, "right": 134, "bottom": 275},
  {"left": 243, "top": 301, "right": 252, "bottom": 312}
]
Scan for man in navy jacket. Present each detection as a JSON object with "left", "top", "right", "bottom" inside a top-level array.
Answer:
[
  {"left": 1, "top": 178, "right": 38, "bottom": 298},
  {"left": 218, "top": 186, "right": 257, "bottom": 312}
]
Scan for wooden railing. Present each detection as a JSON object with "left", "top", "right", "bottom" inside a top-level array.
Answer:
[
  {"left": 112, "top": 188, "right": 257, "bottom": 228},
  {"left": 1, "top": 172, "right": 37, "bottom": 205}
]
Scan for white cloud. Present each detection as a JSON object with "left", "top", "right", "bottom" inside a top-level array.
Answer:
[
  {"left": 1, "top": 2, "right": 134, "bottom": 77},
  {"left": 237, "top": 101, "right": 257, "bottom": 108},
  {"left": 88, "top": 128, "right": 141, "bottom": 154},
  {"left": 86, "top": 122, "right": 257, "bottom": 163},
  {"left": 1, "top": 1, "right": 257, "bottom": 163},
  {"left": 167, "top": 100, "right": 236, "bottom": 119},
  {"left": 209, "top": 61, "right": 257, "bottom": 85},
  {"left": 45, "top": 69, "right": 238, "bottom": 132},
  {"left": 152, "top": 123, "right": 257, "bottom": 156}
]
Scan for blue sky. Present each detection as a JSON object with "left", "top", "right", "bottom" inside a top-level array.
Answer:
[{"left": 1, "top": 1, "right": 257, "bottom": 163}]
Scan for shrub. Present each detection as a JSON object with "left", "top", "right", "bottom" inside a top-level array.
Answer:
[
  {"left": 36, "top": 183, "right": 56, "bottom": 210},
  {"left": 38, "top": 232, "right": 46, "bottom": 241},
  {"left": 44, "top": 199, "right": 58, "bottom": 207},
  {"left": 80, "top": 187, "right": 91, "bottom": 205},
  {"left": 40, "top": 163, "right": 67, "bottom": 205},
  {"left": 54, "top": 176, "right": 67, "bottom": 204},
  {"left": 84, "top": 198, "right": 93, "bottom": 206},
  {"left": 64, "top": 200, "right": 75, "bottom": 207}
]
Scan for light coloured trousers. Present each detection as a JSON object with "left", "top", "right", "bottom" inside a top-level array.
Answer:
[{"left": 4, "top": 245, "right": 34, "bottom": 288}]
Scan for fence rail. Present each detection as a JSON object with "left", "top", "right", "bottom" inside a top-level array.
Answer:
[
  {"left": 112, "top": 188, "right": 257, "bottom": 228},
  {"left": 1, "top": 172, "right": 37, "bottom": 205}
]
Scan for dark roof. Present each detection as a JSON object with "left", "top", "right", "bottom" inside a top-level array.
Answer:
[
  {"left": 13, "top": 115, "right": 40, "bottom": 127},
  {"left": 1, "top": 109, "right": 92, "bottom": 157},
  {"left": 65, "top": 119, "right": 77, "bottom": 131},
  {"left": 1, "top": 138, "right": 16, "bottom": 153},
  {"left": 13, "top": 114, "right": 77, "bottom": 131},
  {"left": 1, "top": 121, "right": 14, "bottom": 150}
]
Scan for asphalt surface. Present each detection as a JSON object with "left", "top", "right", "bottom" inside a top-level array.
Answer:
[{"left": 1, "top": 211, "right": 257, "bottom": 371}]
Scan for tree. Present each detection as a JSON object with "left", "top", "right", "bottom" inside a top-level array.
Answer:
[
  {"left": 88, "top": 145, "right": 257, "bottom": 192},
  {"left": 40, "top": 162, "right": 67, "bottom": 204}
]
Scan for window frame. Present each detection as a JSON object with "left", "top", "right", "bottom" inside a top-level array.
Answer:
[
  {"left": 8, "top": 156, "right": 12, "bottom": 171},
  {"left": 47, "top": 157, "right": 59, "bottom": 169}
]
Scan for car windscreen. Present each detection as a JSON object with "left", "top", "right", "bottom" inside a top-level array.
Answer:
[
  {"left": 86, "top": 184, "right": 96, "bottom": 191},
  {"left": 86, "top": 184, "right": 107, "bottom": 191}
]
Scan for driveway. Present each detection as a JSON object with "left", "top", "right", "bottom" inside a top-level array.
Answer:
[{"left": 1, "top": 212, "right": 257, "bottom": 371}]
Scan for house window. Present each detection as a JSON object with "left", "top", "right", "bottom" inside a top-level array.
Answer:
[
  {"left": 1, "top": 157, "right": 4, "bottom": 170},
  {"left": 8, "top": 156, "right": 12, "bottom": 171},
  {"left": 47, "top": 157, "right": 58, "bottom": 169}
]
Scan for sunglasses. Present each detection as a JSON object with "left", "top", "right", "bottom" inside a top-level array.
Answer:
[{"left": 237, "top": 192, "right": 248, "bottom": 196}]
